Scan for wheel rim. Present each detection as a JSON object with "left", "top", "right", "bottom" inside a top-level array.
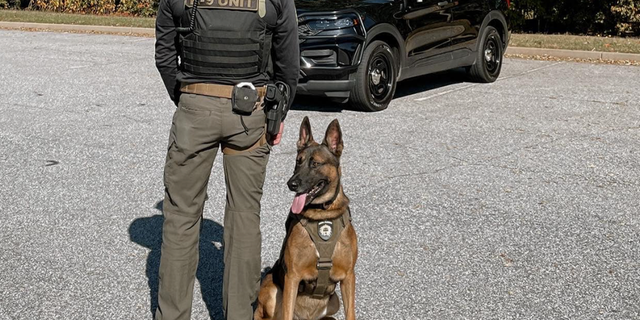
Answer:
[
  {"left": 483, "top": 34, "right": 501, "bottom": 75},
  {"left": 368, "top": 51, "right": 393, "bottom": 102}
]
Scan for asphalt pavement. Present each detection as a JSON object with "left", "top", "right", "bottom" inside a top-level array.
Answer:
[{"left": 0, "top": 29, "right": 639, "bottom": 320}]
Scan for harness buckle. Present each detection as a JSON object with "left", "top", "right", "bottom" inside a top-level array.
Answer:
[{"left": 317, "top": 261, "right": 333, "bottom": 270}]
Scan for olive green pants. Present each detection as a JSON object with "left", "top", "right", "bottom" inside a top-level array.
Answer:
[{"left": 155, "top": 93, "right": 270, "bottom": 320}]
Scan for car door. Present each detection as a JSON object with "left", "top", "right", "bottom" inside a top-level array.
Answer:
[
  {"left": 448, "top": 0, "right": 486, "bottom": 52},
  {"left": 400, "top": 0, "right": 456, "bottom": 65}
]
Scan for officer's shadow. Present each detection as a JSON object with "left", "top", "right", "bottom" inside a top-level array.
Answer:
[{"left": 129, "top": 200, "right": 225, "bottom": 319}]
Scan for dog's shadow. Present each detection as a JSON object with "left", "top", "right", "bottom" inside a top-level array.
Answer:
[{"left": 129, "top": 200, "right": 225, "bottom": 319}]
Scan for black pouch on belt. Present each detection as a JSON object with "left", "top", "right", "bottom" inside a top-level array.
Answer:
[{"left": 231, "top": 85, "right": 258, "bottom": 115}]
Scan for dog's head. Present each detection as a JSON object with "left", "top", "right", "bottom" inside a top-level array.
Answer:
[{"left": 288, "top": 116, "right": 343, "bottom": 214}]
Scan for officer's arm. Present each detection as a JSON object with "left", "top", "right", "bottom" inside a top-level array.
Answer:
[
  {"left": 272, "top": 0, "right": 300, "bottom": 118},
  {"left": 155, "top": 0, "right": 180, "bottom": 103}
]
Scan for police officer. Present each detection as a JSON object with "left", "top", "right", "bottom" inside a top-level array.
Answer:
[{"left": 153, "top": 0, "right": 299, "bottom": 317}]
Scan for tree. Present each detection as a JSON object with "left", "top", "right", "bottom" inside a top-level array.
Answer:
[{"left": 509, "top": 0, "right": 639, "bottom": 36}]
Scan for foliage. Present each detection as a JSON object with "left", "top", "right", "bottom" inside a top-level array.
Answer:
[
  {"left": 6, "top": 0, "right": 640, "bottom": 34},
  {"left": 0, "top": 0, "right": 25, "bottom": 8},
  {"left": 26, "top": 0, "right": 158, "bottom": 16},
  {"left": 611, "top": 0, "right": 640, "bottom": 35},
  {"left": 116, "top": 0, "right": 157, "bottom": 17},
  {"left": 509, "top": 0, "right": 640, "bottom": 36}
]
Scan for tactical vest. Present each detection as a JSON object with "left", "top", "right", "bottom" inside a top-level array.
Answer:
[
  {"left": 179, "top": 0, "right": 272, "bottom": 81},
  {"left": 292, "top": 209, "right": 352, "bottom": 299}
]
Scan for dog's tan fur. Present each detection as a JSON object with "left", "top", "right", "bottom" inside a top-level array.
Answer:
[{"left": 254, "top": 117, "right": 358, "bottom": 320}]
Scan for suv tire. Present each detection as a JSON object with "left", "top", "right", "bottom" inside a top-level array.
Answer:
[
  {"left": 467, "top": 25, "right": 503, "bottom": 83},
  {"left": 350, "top": 40, "right": 397, "bottom": 112}
]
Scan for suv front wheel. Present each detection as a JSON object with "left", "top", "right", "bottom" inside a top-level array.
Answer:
[
  {"left": 350, "top": 40, "right": 397, "bottom": 112},
  {"left": 467, "top": 25, "right": 503, "bottom": 83}
]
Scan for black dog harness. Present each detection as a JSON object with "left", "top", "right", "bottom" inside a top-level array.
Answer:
[{"left": 291, "top": 209, "right": 351, "bottom": 298}]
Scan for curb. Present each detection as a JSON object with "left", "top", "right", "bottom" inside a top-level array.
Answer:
[
  {"left": 505, "top": 46, "right": 640, "bottom": 62},
  {"left": 2, "top": 21, "right": 640, "bottom": 62},
  {"left": 0, "top": 21, "right": 154, "bottom": 36}
]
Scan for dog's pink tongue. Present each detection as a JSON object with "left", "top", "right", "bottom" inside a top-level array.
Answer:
[{"left": 291, "top": 193, "right": 307, "bottom": 214}]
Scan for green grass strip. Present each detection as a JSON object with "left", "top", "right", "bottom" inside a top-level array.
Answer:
[{"left": 511, "top": 33, "right": 640, "bottom": 54}]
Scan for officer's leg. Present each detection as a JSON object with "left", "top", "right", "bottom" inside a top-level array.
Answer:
[
  {"left": 221, "top": 108, "right": 270, "bottom": 320},
  {"left": 222, "top": 143, "right": 270, "bottom": 320},
  {"left": 156, "top": 94, "right": 223, "bottom": 320}
]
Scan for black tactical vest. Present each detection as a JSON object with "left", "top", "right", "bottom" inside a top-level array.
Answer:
[{"left": 179, "top": 0, "right": 272, "bottom": 81}]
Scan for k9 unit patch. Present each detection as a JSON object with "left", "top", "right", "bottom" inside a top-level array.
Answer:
[
  {"left": 318, "top": 221, "right": 333, "bottom": 241},
  {"left": 185, "top": 0, "right": 258, "bottom": 11}
]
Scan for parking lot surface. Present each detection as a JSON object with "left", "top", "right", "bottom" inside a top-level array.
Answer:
[{"left": 0, "top": 30, "right": 638, "bottom": 319}]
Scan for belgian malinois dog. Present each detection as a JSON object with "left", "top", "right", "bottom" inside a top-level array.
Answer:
[{"left": 254, "top": 117, "right": 358, "bottom": 320}]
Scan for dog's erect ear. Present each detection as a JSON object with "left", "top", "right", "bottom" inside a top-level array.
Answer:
[
  {"left": 297, "top": 116, "right": 315, "bottom": 151},
  {"left": 322, "top": 119, "right": 343, "bottom": 157}
]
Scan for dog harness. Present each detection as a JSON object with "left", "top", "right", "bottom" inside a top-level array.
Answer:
[{"left": 292, "top": 208, "right": 351, "bottom": 298}]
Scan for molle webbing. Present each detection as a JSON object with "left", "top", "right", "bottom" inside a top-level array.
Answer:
[
  {"left": 181, "top": 30, "right": 268, "bottom": 77},
  {"left": 181, "top": 29, "right": 271, "bottom": 78}
]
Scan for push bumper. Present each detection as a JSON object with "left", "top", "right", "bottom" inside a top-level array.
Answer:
[{"left": 295, "top": 10, "right": 366, "bottom": 99}]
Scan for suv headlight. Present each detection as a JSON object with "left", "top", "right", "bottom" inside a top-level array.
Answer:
[
  {"left": 299, "top": 14, "right": 360, "bottom": 32},
  {"left": 308, "top": 17, "right": 357, "bottom": 30}
]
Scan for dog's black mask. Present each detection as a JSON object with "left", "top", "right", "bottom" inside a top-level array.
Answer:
[{"left": 287, "top": 116, "right": 343, "bottom": 214}]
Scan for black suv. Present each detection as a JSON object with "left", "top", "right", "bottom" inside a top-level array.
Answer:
[{"left": 295, "top": 0, "right": 510, "bottom": 111}]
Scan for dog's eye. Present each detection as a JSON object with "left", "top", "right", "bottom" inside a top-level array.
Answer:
[
  {"left": 296, "top": 157, "right": 304, "bottom": 166},
  {"left": 311, "top": 161, "right": 321, "bottom": 168}
]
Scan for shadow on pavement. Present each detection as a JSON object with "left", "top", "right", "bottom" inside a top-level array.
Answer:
[
  {"left": 290, "top": 95, "right": 349, "bottom": 113},
  {"left": 393, "top": 68, "right": 469, "bottom": 99},
  {"left": 129, "top": 200, "right": 225, "bottom": 319},
  {"left": 289, "top": 68, "right": 469, "bottom": 112}
]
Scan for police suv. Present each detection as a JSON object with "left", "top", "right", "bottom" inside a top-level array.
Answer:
[{"left": 295, "top": 0, "right": 510, "bottom": 111}]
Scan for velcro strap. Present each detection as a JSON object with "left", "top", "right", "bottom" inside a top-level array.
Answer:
[
  {"left": 183, "top": 52, "right": 259, "bottom": 64},
  {"left": 196, "top": 30, "right": 261, "bottom": 39},
  {"left": 183, "top": 63, "right": 259, "bottom": 76},
  {"left": 181, "top": 83, "right": 266, "bottom": 99},
  {"left": 183, "top": 39, "right": 260, "bottom": 51},
  {"left": 313, "top": 261, "right": 332, "bottom": 298}
]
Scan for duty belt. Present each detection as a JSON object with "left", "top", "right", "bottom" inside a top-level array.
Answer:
[
  {"left": 180, "top": 83, "right": 267, "bottom": 99},
  {"left": 180, "top": 83, "right": 269, "bottom": 155}
]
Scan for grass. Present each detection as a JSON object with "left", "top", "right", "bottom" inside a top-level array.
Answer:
[
  {"left": 2, "top": 9, "right": 640, "bottom": 54},
  {"left": 510, "top": 33, "right": 640, "bottom": 54},
  {"left": 0, "top": 9, "right": 154, "bottom": 28}
]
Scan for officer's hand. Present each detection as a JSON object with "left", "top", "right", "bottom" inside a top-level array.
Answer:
[{"left": 268, "top": 122, "right": 285, "bottom": 146}]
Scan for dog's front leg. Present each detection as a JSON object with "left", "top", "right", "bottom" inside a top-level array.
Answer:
[
  {"left": 282, "top": 274, "right": 299, "bottom": 320},
  {"left": 340, "top": 271, "right": 356, "bottom": 320}
]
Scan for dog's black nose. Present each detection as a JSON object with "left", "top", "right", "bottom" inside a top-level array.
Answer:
[{"left": 287, "top": 179, "right": 299, "bottom": 192}]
